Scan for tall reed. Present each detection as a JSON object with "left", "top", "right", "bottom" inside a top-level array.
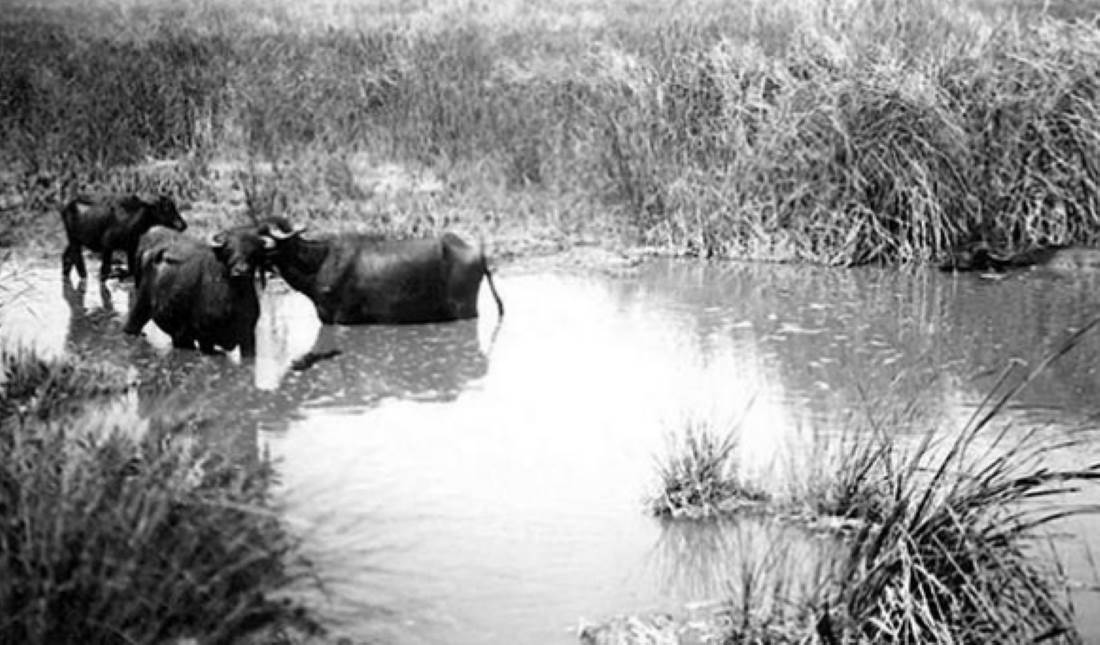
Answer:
[
  {"left": 819, "top": 322, "right": 1100, "bottom": 643},
  {"left": 4, "top": 0, "right": 1100, "bottom": 262}
]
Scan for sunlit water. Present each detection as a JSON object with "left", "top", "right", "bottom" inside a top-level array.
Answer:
[{"left": 4, "top": 258, "right": 1100, "bottom": 643}]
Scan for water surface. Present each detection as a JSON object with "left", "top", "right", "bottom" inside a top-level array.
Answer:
[{"left": 4, "top": 258, "right": 1100, "bottom": 643}]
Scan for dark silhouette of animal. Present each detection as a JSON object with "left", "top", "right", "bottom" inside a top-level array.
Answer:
[
  {"left": 289, "top": 349, "right": 343, "bottom": 371},
  {"left": 940, "top": 241, "right": 1100, "bottom": 274},
  {"left": 60, "top": 193, "right": 187, "bottom": 281},
  {"left": 123, "top": 225, "right": 273, "bottom": 357},
  {"left": 261, "top": 223, "right": 504, "bottom": 325}
]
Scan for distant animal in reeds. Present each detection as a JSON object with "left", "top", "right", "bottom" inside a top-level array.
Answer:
[
  {"left": 60, "top": 193, "right": 187, "bottom": 281},
  {"left": 260, "top": 221, "right": 504, "bottom": 325},
  {"left": 289, "top": 348, "right": 343, "bottom": 371},
  {"left": 123, "top": 224, "right": 273, "bottom": 357},
  {"left": 939, "top": 241, "right": 1100, "bottom": 274}
]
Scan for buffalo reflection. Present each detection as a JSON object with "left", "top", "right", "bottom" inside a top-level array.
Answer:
[
  {"left": 62, "top": 278, "right": 122, "bottom": 356},
  {"left": 258, "top": 319, "right": 492, "bottom": 429},
  {"left": 137, "top": 351, "right": 264, "bottom": 464}
]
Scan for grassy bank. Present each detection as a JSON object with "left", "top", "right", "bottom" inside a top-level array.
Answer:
[
  {"left": 0, "top": 350, "right": 321, "bottom": 644},
  {"left": 3, "top": 0, "right": 1100, "bottom": 263},
  {"left": 646, "top": 323, "right": 1100, "bottom": 643}
]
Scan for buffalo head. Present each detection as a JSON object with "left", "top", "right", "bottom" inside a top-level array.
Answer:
[
  {"left": 210, "top": 229, "right": 275, "bottom": 280},
  {"left": 146, "top": 194, "right": 188, "bottom": 232}
]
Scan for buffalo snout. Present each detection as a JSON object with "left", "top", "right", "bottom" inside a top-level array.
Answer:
[
  {"left": 228, "top": 262, "right": 252, "bottom": 279},
  {"left": 153, "top": 196, "right": 187, "bottom": 232}
]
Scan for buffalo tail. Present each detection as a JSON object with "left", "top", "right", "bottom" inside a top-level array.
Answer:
[{"left": 481, "top": 254, "right": 504, "bottom": 318}]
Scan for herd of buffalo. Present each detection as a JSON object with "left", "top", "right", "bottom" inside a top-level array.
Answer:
[
  {"left": 59, "top": 192, "right": 505, "bottom": 358},
  {"left": 57, "top": 191, "right": 1100, "bottom": 361}
]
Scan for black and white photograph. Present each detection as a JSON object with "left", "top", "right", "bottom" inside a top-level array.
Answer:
[{"left": 4, "top": 0, "right": 1100, "bottom": 643}]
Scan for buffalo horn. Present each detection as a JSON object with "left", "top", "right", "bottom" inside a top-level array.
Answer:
[
  {"left": 268, "top": 223, "right": 306, "bottom": 241},
  {"left": 209, "top": 232, "right": 227, "bottom": 248}
]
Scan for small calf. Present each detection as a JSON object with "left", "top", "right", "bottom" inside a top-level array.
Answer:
[{"left": 60, "top": 193, "right": 187, "bottom": 281}]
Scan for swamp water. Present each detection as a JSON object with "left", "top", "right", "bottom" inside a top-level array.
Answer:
[{"left": 4, "top": 258, "right": 1100, "bottom": 643}]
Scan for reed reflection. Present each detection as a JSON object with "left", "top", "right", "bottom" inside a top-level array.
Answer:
[{"left": 647, "top": 517, "right": 836, "bottom": 608}]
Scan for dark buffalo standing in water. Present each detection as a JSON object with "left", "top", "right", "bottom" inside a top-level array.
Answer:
[
  {"left": 940, "top": 241, "right": 1100, "bottom": 273},
  {"left": 123, "top": 225, "right": 273, "bottom": 357},
  {"left": 60, "top": 193, "right": 187, "bottom": 281},
  {"left": 261, "top": 223, "right": 504, "bottom": 325}
]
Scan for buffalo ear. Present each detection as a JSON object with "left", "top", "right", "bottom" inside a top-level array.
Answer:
[
  {"left": 261, "top": 235, "right": 276, "bottom": 250},
  {"left": 209, "top": 233, "right": 227, "bottom": 249}
]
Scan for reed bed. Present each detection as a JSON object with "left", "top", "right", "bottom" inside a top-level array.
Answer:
[
  {"left": 0, "top": 350, "right": 321, "bottom": 644},
  {"left": 3, "top": 0, "right": 1100, "bottom": 262}
]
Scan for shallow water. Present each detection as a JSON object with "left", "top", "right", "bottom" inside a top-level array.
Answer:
[{"left": 4, "top": 258, "right": 1100, "bottom": 643}]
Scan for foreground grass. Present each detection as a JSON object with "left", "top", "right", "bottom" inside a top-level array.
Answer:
[
  {"left": 646, "top": 322, "right": 1100, "bottom": 643},
  {"left": 0, "top": 350, "right": 320, "bottom": 644},
  {"left": 3, "top": 0, "right": 1100, "bottom": 264}
]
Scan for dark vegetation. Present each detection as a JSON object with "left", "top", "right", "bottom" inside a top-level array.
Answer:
[
  {"left": 0, "top": 349, "right": 321, "bottom": 644},
  {"left": 3, "top": 0, "right": 1100, "bottom": 263}
]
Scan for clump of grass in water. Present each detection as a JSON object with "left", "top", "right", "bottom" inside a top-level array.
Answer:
[
  {"left": 818, "top": 323, "right": 1100, "bottom": 643},
  {"left": 651, "top": 417, "right": 769, "bottom": 519},
  {"left": 0, "top": 351, "right": 322, "bottom": 644},
  {"left": 645, "top": 321, "right": 1100, "bottom": 642},
  {"left": 0, "top": 347, "right": 134, "bottom": 419}
]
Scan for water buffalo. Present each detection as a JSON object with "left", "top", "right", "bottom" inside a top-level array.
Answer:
[
  {"left": 940, "top": 241, "right": 1100, "bottom": 273},
  {"left": 123, "top": 225, "right": 273, "bottom": 357},
  {"left": 60, "top": 193, "right": 187, "bottom": 281},
  {"left": 261, "top": 224, "right": 504, "bottom": 324}
]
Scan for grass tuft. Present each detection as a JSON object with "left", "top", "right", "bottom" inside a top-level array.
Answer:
[
  {"left": 0, "top": 350, "right": 322, "bottom": 644},
  {"left": 650, "top": 417, "right": 769, "bottom": 519}
]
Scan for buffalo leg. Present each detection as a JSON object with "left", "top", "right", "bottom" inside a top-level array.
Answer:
[
  {"left": 123, "top": 286, "right": 151, "bottom": 336},
  {"left": 125, "top": 250, "right": 138, "bottom": 282},
  {"left": 172, "top": 335, "right": 195, "bottom": 350},
  {"left": 63, "top": 244, "right": 87, "bottom": 280},
  {"left": 99, "top": 246, "right": 114, "bottom": 281},
  {"left": 199, "top": 341, "right": 218, "bottom": 355},
  {"left": 238, "top": 332, "right": 256, "bottom": 359}
]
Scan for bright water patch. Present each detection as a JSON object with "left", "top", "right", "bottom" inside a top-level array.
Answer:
[{"left": 4, "top": 260, "right": 1100, "bottom": 643}]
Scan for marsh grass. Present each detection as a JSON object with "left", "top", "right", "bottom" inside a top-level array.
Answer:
[
  {"left": 818, "top": 321, "right": 1100, "bottom": 643},
  {"left": 651, "top": 320, "right": 1100, "bottom": 642},
  {"left": 0, "top": 347, "right": 133, "bottom": 419},
  {"left": 784, "top": 425, "right": 897, "bottom": 529},
  {"left": 0, "top": 350, "right": 322, "bottom": 644},
  {"left": 5, "top": 0, "right": 1100, "bottom": 262},
  {"left": 650, "top": 416, "right": 770, "bottom": 519}
]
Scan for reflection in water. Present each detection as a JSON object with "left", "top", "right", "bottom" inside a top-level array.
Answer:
[
  {"left": 257, "top": 319, "right": 491, "bottom": 431},
  {"left": 60, "top": 278, "right": 136, "bottom": 363},
  {"left": 4, "top": 260, "right": 1100, "bottom": 644},
  {"left": 648, "top": 518, "right": 835, "bottom": 606}
]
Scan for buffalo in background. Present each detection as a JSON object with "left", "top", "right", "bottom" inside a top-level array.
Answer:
[
  {"left": 940, "top": 240, "right": 1100, "bottom": 274},
  {"left": 60, "top": 193, "right": 187, "bottom": 281},
  {"left": 261, "top": 223, "right": 504, "bottom": 324},
  {"left": 123, "top": 224, "right": 273, "bottom": 357}
]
